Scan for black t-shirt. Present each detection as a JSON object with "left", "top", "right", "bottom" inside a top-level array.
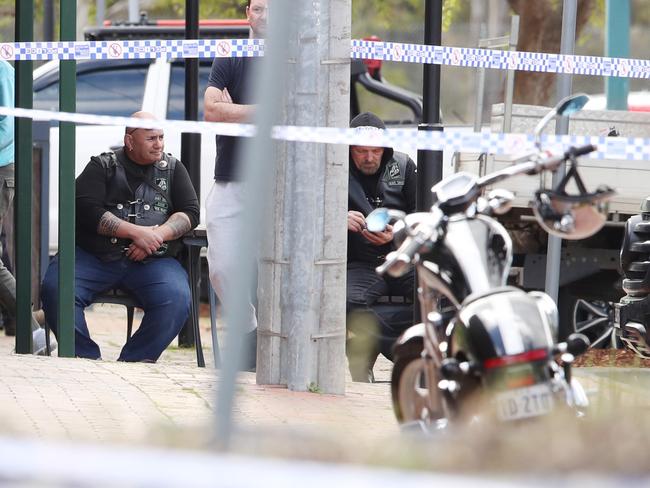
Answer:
[{"left": 207, "top": 56, "right": 257, "bottom": 182}]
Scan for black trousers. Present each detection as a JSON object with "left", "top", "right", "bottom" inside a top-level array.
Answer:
[{"left": 346, "top": 260, "right": 415, "bottom": 379}]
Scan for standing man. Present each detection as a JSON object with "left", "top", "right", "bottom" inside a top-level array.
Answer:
[
  {"left": 41, "top": 112, "right": 199, "bottom": 362},
  {"left": 0, "top": 59, "right": 55, "bottom": 354},
  {"left": 203, "top": 0, "right": 267, "bottom": 371},
  {"left": 346, "top": 112, "right": 417, "bottom": 382}
]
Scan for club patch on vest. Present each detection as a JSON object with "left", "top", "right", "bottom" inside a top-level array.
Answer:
[
  {"left": 382, "top": 161, "right": 405, "bottom": 187},
  {"left": 153, "top": 194, "right": 169, "bottom": 213},
  {"left": 155, "top": 177, "right": 168, "bottom": 192}
]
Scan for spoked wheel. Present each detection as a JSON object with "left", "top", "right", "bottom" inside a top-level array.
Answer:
[
  {"left": 390, "top": 348, "right": 443, "bottom": 425},
  {"left": 572, "top": 299, "right": 621, "bottom": 349}
]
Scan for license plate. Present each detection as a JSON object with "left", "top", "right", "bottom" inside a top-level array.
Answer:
[{"left": 495, "top": 383, "right": 554, "bottom": 421}]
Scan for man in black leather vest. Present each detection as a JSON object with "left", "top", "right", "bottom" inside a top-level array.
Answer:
[
  {"left": 41, "top": 112, "right": 200, "bottom": 362},
  {"left": 347, "top": 112, "right": 417, "bottom": 382}
]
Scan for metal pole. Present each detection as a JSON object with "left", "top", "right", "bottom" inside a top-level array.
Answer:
[
  {"left": 473, "top": 24, "right": 487, "bottom": 133},
  {"left": 43, "top": 0, "right": 54, "bottom": 41},
  {"left": 605, "top": 0, "right": 630, "bottom": 110},
  {"left": 285, "top": 0, "right": 348, "bottom": 393},
  {"left": 178, "top": 0, "right": 201, "bottom": 349},
  {"left": 257, "top": 0, "right": 349, "bottom": 392},
  {"left": 417, "top": 0, "right": 443, "bottom": 212},
  {"left": 14, "top": 0, "right": 34, "bottom": 354},
  {"left": 128, "top": 0, "right": 139, "bottom": 23},
  {"left": 216, "top": 0, "right": 293, "bottom": 448},
  {"left": 57, "top": 0, "right": 77, "bottom": 357},
  {"left": 97, "top": 0, "right": 106, "bottom": 25},
  {"left": 545, "top": 0, "right": 577, "bottom": 308},
  {"left": 502, "top": 15, "right": 519, "bottom": 133}
]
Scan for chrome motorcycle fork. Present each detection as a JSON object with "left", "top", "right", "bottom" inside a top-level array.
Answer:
[
  {"left": 417, "top": 271, "right": 451, "bottom": 418},
  {"left": 417, "top": 270, "right": 445, "bottom": 368}
]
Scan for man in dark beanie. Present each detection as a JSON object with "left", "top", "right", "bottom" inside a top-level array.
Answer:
[{"left": 346, "top": 112, "right": 417, "bottom": 382}]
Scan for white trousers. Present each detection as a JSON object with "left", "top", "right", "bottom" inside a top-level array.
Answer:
[{"left": 205, "top": 181, "right": 258, "bottom": 333}]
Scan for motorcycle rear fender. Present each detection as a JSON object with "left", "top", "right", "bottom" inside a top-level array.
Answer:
[{"left": 392, "top": 323, "right": 425, "bottom": 358}]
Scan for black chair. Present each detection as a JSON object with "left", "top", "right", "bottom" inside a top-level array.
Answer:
[
  {"left": 96, "top": 286, "right": 206, "bottom": 366},
  {"left": 45, "top": 286, "right": 206, "bottom": 366},
  {"left": 94, "top": 288, "right": 138, "bottom": 341}
]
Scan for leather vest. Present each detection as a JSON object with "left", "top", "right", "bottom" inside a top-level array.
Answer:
[
  {"left": 79, "top": 149, "right": 179, "bottom": 261},
  {"left": 348, "top": 151, "right": 411, "bottom": 215},
  {"left": 348, "top": 152, "right": 413, "bottom": 264}
]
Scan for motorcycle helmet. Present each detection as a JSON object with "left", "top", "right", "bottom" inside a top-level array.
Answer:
[{"left": 532, "top": 159, "right": 615, "bottom": 240}]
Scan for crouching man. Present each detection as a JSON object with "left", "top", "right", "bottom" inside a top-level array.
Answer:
[
  {"left": 41, "top": 112, "right": 200, "bottom": 362},
  {"left": 346, "top": 112, "right": 417, "bottom": 381}
]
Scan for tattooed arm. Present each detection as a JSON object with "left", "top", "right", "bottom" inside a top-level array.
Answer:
[
  {"left": 123, "top": 212, "right": 191, "bottom": 262},
  {"left": 97, "top": 212, "right": 123, "bottom": 237},
  {"left": 153, "top": 212, "right": 192, "bottom": 241},
  {"left": 96, "top": 211, "right": 164, "bottom": 254}
]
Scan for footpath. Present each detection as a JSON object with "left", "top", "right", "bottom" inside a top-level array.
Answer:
[
  {"left": 3, "top": 304, "right": 650, "bottom": 486},
  {"left": 0, "top": 303, "right": 397, "bottom": 445}
]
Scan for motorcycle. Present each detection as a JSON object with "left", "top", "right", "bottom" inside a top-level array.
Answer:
[
  {"left": 615, "top": 195, "right": 650, "bottom": 358},
  {"left": 366, "top": 94, "right": 615, "bottom": 429}
]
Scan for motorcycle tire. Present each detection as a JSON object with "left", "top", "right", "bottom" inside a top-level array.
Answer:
[{"left": 390, "top": 343, "right": 443, "bottom": 424}]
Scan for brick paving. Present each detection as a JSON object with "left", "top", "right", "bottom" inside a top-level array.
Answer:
[{"left": 0, "top": 304, "right": 397, "bottom": 445}]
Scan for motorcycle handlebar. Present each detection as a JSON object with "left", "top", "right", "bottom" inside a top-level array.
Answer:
[
  {"left": 477, "top": 144, "right": 597, "bottom": 189},
  {"left": 376, "top": 235, "right": 422, "bottom": 276},
  {"left": 376, "top": 226, "right": 434, "bottom": 276},
  {"left": 566, "top": 144, "right": 597, "bottom": 158}
]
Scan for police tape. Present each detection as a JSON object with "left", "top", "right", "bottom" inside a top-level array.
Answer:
[
  {"left": 0, "top": 38, "right": 263, "bottom": 61},
  {"left": 0, "top": 105, "right": 649, "bottom": 162},
  {"left": 352, "top": 40, "right": 650, "bottom": 79},
  {"left": 1, "top": 37, "right": 649, "bottom": 80}
]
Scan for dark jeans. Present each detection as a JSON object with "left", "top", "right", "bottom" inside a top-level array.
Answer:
[
  {"left": 346, "top": 260, "right": 415, "bottom": 378},
  {"left": 41, "top": 246, "right": 190, "bottom": 361}
]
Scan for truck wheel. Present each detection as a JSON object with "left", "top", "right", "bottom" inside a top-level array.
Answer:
[{"left": 572, "top": 299, "right": 622, "bottom": 349}]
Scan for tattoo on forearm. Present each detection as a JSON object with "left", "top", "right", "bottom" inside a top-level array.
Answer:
[
  {"left": 163, "top": 213, "right": 192, "bottom": 239},
  {"left": 98, "top": 212, "right": 122, "bottom": 236}
]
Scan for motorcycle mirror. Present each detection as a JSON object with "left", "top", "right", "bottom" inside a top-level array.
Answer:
[
  {"left": 556, "top": 93, "right": 589, "bottom": 117},
  {"left": 366, "top": 208, "right": 406, "bottom": 232},
  {"left": 533, "top": 93, "right": 590, "bottom": 149},
  {"left": 366, "top": 208, "right": 390, "bottom": 232}
]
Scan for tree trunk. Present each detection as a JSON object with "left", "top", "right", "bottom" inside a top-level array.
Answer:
[{"left": 507, "top": 0, "right": 595, "bottom": 105}]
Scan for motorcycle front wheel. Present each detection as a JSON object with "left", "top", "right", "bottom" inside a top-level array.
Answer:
[{"left": 391, "top": 346, "right": 443, "bottom": 424}]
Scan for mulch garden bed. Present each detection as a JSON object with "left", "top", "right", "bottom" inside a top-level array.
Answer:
[{"left": 574, "top": 348, "right": 650, "bottom": 368}]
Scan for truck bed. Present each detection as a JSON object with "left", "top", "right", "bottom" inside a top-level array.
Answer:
[{"left": 455, "top": 103, "right": 650, "bottom": 217}]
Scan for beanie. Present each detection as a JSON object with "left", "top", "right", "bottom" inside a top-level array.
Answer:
[{"left": 350, "top": 112, "right": 386, "bottom": 130}]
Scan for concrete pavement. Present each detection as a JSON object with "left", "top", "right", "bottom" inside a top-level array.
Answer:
[
  {"left": 4, "top": 304, "right": 650, "bottom": 483},
  {"left": 0, "top": 303, "right": 397, "bottom": 446}
]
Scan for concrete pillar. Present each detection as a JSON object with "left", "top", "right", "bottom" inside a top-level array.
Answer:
[{"left": 257, "top": 0, "right": 350, "bottom": 394}]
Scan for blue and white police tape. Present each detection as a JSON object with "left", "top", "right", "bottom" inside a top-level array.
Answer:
[
  {"left": 351, "top": 40, "right": 650, "bottom": 79},
  {"left": 0, "top": 105, "right": 649, "bottom": 162},
  {"left": 0, "top": 38, "right": 263, "bottom": 61},
  {"left": 1, "top": 36, "right": 649, "bottom": 80}
]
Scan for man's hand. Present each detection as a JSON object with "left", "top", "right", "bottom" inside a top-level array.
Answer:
[
  {"left": 221, "top": 87, "right": 233, "bottom": 104},
  {"left": 362, "top": 225, "right": 393, "bottom": 246},
  {"left": 128, "top": 226, "right": 164, "bottom": 255},
  {"left": 125, "top": 243, "right": 148, "bottom": 262},
  {"left": 347, "top": 210, "right": 366, "bottom": 233}
]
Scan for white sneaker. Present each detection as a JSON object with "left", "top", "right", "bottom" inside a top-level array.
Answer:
[{"left": 32, "top": 328, "right": 57, "bottom": 356}]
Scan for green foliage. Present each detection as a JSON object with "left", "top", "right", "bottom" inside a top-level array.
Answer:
[
  {"left": 308, "top": 382, "right": 322, "bottom": 394},
  {"left": 352, "top": 0, "right": 467, "bottom": 36}
]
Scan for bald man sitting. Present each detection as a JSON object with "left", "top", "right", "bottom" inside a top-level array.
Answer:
[{"left": 41, "top": 112, "right": 200, "bottom": 362}]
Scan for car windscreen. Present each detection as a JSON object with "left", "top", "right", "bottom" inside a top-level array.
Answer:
[
  {"left": 166, "top": 61, "right": 212, "bottom": 120},
  {"left": 34, "top": 63, "right": 149, "bottom": 117}
]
